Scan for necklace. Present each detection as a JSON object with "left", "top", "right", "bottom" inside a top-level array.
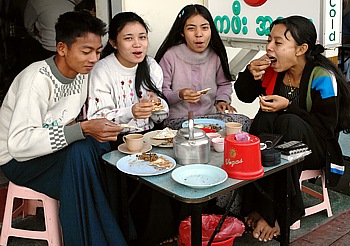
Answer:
[{"left": 287, "top": 73, "right": 297, "bottom": 95}]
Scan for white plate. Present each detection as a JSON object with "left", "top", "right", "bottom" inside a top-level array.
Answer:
[
  {"left": 152, "top": 109, "right": 167, "bottom": 115},
  {"left": 181, "top": 119, "right": 225, "bottom": 132},
  {"left": 171, "top": 164, "right": 228, "bottom": 189},
  {"left": 144, "top": 130, "right": 177, "bottom": 148},
  {"left": 116, "top": 153, "right": 176, "bottom": 176},
  {"left": 118, "top": 143, "right": 152, "bottom": 154}
]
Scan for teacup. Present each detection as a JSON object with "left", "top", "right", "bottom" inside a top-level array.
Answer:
[
  {"left": 225, "top": 122, "right": 242, "bottom": 136},
  {"left": 123, "top": 133, "right": 144, "bottom": 152},
  {"left": 212, "top": 137, "right": 224, "bottom": 152},
  {"left": 206, "top": 132, "right": 221, "bottom": 146}
]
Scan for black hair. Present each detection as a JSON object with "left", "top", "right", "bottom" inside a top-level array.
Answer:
[
  {"left": 55, "top": 11, "right": 106, "bottom": 47},
  {"left": 74, "top": 0, "right": 96, "bottom": 15},
  {"left": 102, "top": 12, "right": 167, "bottom": 101},
  {"left": 271, "top": 15, "right": 350, "bottom": 133},
  {"left": 155, "top": 4, "right": 233, "bottom": 82}
]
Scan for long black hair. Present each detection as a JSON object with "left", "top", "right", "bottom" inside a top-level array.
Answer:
[
  {"left": 155, "top": 4, "right": 233, "bottom": 82},
  {"left": 102, "top": 12, "right": 166, "bottom": 101},
  {"left": 271, "top": 16, "right": 350, "bottom": 133}
]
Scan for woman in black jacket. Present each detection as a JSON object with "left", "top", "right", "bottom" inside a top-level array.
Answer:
[{"left": 234, "top": 15, "right": 350, "bottom": 242}]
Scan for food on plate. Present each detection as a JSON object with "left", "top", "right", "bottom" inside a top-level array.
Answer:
[
  {"left": 137, "top": 152, "right": 159, "bottom": 161},
  {"left": 194, "top": 124, "right": 205, "bottom": 129},
  {"left": 136, "top": 152, "right": 174, "bottom": 170},
  {"left": 152, "top": 127, "right": 177, "bottom": 142},
  {"left": 194, "top": 123, "right": 222, "bottom": 132},
  {"left": 197, "top": 88, "right": 211, "bottom": 94},
  {"left": 151, "top": 100, "right": 164, "bottom": 111}
]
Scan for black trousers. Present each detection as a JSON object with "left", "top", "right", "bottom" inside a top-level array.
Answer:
[{"left": 241, "top": 111, "right": 326, "bottom": 227}]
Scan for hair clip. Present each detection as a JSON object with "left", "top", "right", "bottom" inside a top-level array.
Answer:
[{"left": 178, "top": 9, "right": 185, "bottom": 18}]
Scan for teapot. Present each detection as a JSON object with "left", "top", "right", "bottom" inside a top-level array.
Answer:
[{"left": 173, "top": 112, "right": 210, "bottom": 164}]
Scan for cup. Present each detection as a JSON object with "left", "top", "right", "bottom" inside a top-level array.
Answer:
[
  {"left": 225, "top": 122, "right": 242, "bottom": 136},
  {"left": 206, "top": 132, "right": 221, "bottom": 146},
  {"left": 123, "top": 133, "right": 144, "bottom": 152},
  {"left": 212, "top": 137, "right": 224, "bottom": 152}
]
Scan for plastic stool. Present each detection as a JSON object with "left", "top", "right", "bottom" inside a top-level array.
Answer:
[
  {"left": 0, "top": 181, "right": 62, "bottom": 245},
  {"left": 290, "top": 169, "right": 332, "bottom": 230}
]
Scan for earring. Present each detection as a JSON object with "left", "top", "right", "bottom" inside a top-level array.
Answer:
[{"left": 113, "top": 46, "right": 117, "bottom": 49}]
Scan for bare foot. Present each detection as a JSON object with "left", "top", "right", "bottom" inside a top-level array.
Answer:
[
  {"left": 244, "top": 211, "right": 261, "bottom": 229},
  {"left": 159, "top": 236, "right": 178, "bottom": 245},
  {"left": 252, "top": 217, "right": 280, "bottom": 242}
]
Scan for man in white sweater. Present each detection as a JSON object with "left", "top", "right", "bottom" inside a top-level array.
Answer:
[{"left": 0, "top": 11, "right": 126, "bottom": 245}]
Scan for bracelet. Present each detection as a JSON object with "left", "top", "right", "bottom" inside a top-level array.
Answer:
[{"left": 283, "top": 100, "right": 292, "bottom": 112}]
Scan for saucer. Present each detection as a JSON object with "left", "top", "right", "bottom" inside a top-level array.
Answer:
[{"left": 118, "top": 143, "right": 152, "bottom": 154}]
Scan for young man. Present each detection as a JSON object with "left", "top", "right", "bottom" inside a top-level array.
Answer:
[{"left": 0, "top": 11, "right": 126, "bottom": 245}]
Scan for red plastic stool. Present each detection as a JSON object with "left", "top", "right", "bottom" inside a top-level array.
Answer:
[
  {"left": 290, "top": 169, "right": 332, "bottom": 230},
  {"left": 0, "top": 181, "right": 62, "bottom": 245}
]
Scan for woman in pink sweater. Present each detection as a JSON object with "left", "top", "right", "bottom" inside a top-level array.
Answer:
[{"left": 155, "top": 4, "right": 251, "bottom": 131}]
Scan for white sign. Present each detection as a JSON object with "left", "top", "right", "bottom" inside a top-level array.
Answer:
[{"left": 207, "top": 0, "right": 342, "bottom": 48}]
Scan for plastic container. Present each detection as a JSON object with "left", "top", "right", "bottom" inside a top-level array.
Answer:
[{"left": 222, "top": 133, "right": 264, "bottom": 180}]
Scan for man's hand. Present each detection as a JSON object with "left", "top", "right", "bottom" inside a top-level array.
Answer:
[
  {"left": 179, "top": 88, "right": 202, "bottom": 104},
  {"left": 81, "top": 118, "right": 124, "bottom": 142}
]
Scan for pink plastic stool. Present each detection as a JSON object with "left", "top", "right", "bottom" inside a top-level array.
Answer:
[
  {"left": 0, "top": 181, "right": 62, "bottom": 245},
  {"left": 290, "top": 169, "right": 333, "bottom": 230}
]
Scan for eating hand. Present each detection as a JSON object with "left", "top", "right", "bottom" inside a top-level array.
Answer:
[
  {"left": 248, "top": 54, "right": 272, "bottom": 80},
  {"left": 215, "top": 101, "right": 237, "bottom": 114},
  {"left": 259, "top": 95, "right": 289, "bottom": 112},
  {"left": 179, "top": 88, "right": 202, "bottom": 104}
]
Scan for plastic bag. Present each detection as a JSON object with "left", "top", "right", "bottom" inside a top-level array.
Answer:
[{"left": 178, "top": 214, "right": 245, "bottom": 246}]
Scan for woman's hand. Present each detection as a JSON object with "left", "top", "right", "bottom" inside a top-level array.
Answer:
[
  {"left": 215, "top": 101, "right": 237, "bottom": 114},
  {"left": 132, "top": 97, "right": 154, "bottom": 119},
  {"left": 179, "top": 88, "right": 202, "bottom": 104},
  {"left": 259, "top": 95, "right": 289, "bottom": 112},
  {"left": 248, "top": 54, "right": 272, "bottom": 80}
]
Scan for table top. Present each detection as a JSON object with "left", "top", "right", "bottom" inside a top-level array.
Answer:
[
  {"left": 102, "top": 147, "right": 303, "bottom": 203},
  {"left": 339, "top": 132, "right": 349, "bottom": 157}
]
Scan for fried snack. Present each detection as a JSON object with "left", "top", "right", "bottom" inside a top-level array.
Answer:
[
  {"left": 137, "top": 152, "right": 159, "bottom": 162},
  {"left": 149, "top": 156, "right": 174, "bottom": 170},
  {"left": 136, "top": 152, "right": 174, "bottom": 170},
  {"left": 151, "top": 100, "right": 165, "bottom": 111},
  {"left": 152, "top": 127, "right": 177, "bottom": 140},
  {"left": 197, "top": 88, "right": 211, "bottom": 94}
]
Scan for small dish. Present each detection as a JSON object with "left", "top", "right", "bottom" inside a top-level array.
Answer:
[
  {"left": 171, "top": 164, "right": 228, "bottom": 189},
  {"left": 118, "top": 143, "right": 152, "bottom": 154},
  {"left": 212, "top": 137, "right": 224, "bottom": 152}
]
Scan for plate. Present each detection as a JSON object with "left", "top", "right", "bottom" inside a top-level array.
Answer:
[
  {"left": 171, "top": 164, "right": 228, "bottom": 189},
  {"left": 116, "top": 153, "right": 176, "bottom": 176},
  {"left": 118, "top": 143, "right": 152, "bottom": 154},
  {"left": 144, "top": 130, "right": 177, "bottom": 148},
  {"left": 152, "top": 109, "right": 167, "bottom": 115},
  {"left": 181, "top": 119, "right": 225, "bottom": 132}
]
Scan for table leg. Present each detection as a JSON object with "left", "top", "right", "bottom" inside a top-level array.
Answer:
[
  {"left": 191, "top": 203, "right": 203, "bottom": 246},
  {"left": 279, "top": 167, "right": 291, "bottom": 245},
  {"left": 120, "top": 173, "right": 130, "bottom": 242}
]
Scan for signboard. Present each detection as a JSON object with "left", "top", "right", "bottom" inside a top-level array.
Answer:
[{"left": 206, "top": 0, "right": 342, "bottom": 48}]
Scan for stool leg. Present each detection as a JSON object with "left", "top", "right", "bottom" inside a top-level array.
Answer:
[
  {"left": 42, "top": 198, "right": 62, "bottom": 245},
  {"left": 321, "top": 171, "right": 333, "bottom": 217},
  {"left": 0, "top": 183, "right": 15, "bottom": 245}
]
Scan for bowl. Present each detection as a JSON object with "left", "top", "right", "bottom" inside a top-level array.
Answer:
[
  {"left": 212, "top": 137, "right": 224, "bottom": 152},
  {"left": 206, "top": 133, "right": 221, "bottom": 146}
]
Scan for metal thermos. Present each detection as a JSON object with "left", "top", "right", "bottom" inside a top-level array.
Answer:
[{"left": 173, "top": 111, "right": 210, "bottom": 164}]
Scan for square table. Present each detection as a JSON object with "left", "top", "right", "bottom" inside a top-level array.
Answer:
[{"left": 103, "top": 147, "right": 304, "bottom": 246}]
